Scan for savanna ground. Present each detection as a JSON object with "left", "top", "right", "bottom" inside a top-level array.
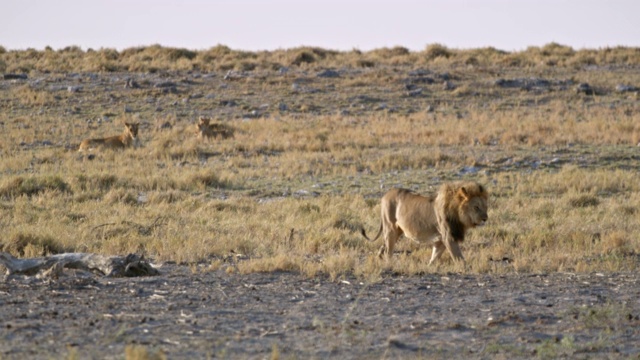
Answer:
[{"left": 0, "top": 44, "right": 640, "bottom": 359}]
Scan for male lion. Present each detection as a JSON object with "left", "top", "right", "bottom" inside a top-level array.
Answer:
[
  {"left": 361, "top": 181, "right": 488, "bottom": 265},
  {"left": 78, "top": 122, "right": 139, "bottom": 151},
  {"left": 196, "top": 116, "right": 234, "bottom": 141}
]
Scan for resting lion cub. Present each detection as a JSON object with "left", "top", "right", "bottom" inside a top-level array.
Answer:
[
  {"left": 196, "top": 117, "right": 234, "bottom": 140},
  {"left": 78, "top": 122, "right": 139, "bottom": 151},
  {"left": 361, "top": 181, "right": 488, "bottom": 265}
]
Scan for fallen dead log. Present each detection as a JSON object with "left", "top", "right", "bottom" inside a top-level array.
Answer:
[{"left": 0, "top": 252, "right": 159, "bottom": 278}]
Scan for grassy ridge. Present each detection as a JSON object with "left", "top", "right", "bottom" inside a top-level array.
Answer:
[{"left": 2, "top": 43, "right": 640, "bottom": 73}]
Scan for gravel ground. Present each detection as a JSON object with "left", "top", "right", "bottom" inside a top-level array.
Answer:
[{"left": 1, "top": 265, "right": 639, "bottom": 359}]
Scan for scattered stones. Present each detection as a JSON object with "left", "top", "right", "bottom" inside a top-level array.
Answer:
[
  {"left": 494, "top": 77, "right": 576, "bottom": 92},
  {"left": 2, "top": 270, "right": 634, "bottom": 358},
  {"left": 494, "top": 77, "right": 548, "bottom": 89}
]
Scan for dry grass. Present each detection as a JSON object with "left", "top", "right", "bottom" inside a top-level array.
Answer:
[
  {"left": 1, "top": 45, "right": 639, "bottom": 277},
  {"left": 2, "top": 43, "right": 640, "bottom": 73}
]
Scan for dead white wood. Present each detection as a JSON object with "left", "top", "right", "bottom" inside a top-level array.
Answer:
[{"left": 0, "top": 252, "right": 159, "bottom": 277}]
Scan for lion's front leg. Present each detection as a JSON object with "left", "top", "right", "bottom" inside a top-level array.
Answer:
[{"left": 442, "top": 237, "right": 464, "bottom": 263}]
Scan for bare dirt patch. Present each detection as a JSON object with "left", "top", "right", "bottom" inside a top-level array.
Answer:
[{"left": 1, "top": 266, "right": 639, "bottom": 359}]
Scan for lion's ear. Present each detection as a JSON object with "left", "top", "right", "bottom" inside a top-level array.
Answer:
[{"left": 457, "top": 187, "right": 470, "bottom": 201}]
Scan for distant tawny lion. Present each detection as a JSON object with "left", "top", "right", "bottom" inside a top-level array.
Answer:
[
  {"left": 196, "top": 116, "right": 234, "bottom": 141},
  {"left": 361, "top": 181, "right": 488, "bottom": 265},
  {"left": 78, "top": 122, "right": 139, "bottom": 151}
]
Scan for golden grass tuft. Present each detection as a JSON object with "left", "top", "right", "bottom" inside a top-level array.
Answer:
[
  {"left": 2, "top": 232, "right": 69, "bottom": 257},
  {"left": 124, "top": 345, "right": 166, "bottom": 360},
  {"left": 0, "top": 175, "right": 70, "bottom": 199}
]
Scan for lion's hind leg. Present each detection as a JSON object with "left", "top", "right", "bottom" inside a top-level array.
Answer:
[
  {"left": 380, "top": 226, "right": 402, "bottom": 261},
  {"left": 428, "top": 241, "right": 446, "bottom": 265}
]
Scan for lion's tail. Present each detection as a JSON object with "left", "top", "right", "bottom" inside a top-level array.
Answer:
[{"left": 361, "top": 223, "right": 383, "bottom": 242}]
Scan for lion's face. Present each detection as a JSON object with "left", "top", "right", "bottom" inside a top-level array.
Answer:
[
  {"left": 198, "top": 117, "right": 211, "bottom": 126},
  {"left": 457, "top": 188, "right": 488, "bottom": 228},
  {"left": 124, "top": 122, "right": 139, "bottom": 140}
]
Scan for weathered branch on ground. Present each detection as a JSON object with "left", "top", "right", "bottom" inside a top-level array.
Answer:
[{"left": 0, "top": 252, "right": 159, "bottom": 278}]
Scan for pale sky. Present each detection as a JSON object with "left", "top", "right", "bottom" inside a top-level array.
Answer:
[{"left": 2, "top": 0, "right": 639, "bottom": 52}]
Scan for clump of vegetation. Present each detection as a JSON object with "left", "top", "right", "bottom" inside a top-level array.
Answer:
[
  {"left": 1, "top": 232, "right": 69, "bottom": 257},
  {"left": 0, "top": 176, "right": 70, "bottom": 199}
]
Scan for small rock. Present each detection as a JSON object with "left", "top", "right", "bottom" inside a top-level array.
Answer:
[
  {"left": 154, "top": 81, "right": 177, "bottom": 88},
  {"left": 4, "top": 74, "right": 28, "bottom": 80},
  {"left": 219, "top": 100, "right": 237, "bottom": 107},
  {"left": 124, "top": 78, "right": 140, "bottom": 89},
  {"left": 459, "top": 166, "right": 480, "bottom": 175},
  {"left": 408, "top": 69, "right": 430, "bottom": 76},
  {"left": 576, "top": 83, "right": 594, "bottom": 95},
  {"left": 316, "top": 69, "right": 340, "bottom": 78},
  {"left": 157, "top": 121, "right": 172, "bottom": 130},
  {"left": 407, "top": 88, "right": 423, "bottom": 97},
  {"left": 443, "top": 81, "right": 456, "bottom": 91},
  {"left": 615, "top": 84, "right": 638, "bottom": 93},
  {"left": 376, "top": 103, "right": 388, "bottom": 111}
]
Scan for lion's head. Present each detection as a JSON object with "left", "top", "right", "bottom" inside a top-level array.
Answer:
[
  {"left": 198, "top": 116, "right": 211, "bottom": 126},
  {"left": 442, "top": 181, "right": 489, "bottom": 230}
]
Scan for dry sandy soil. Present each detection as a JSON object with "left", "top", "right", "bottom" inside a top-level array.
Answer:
[{"left": 1, "top": 264, "right": 639, "bottom": 359}]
